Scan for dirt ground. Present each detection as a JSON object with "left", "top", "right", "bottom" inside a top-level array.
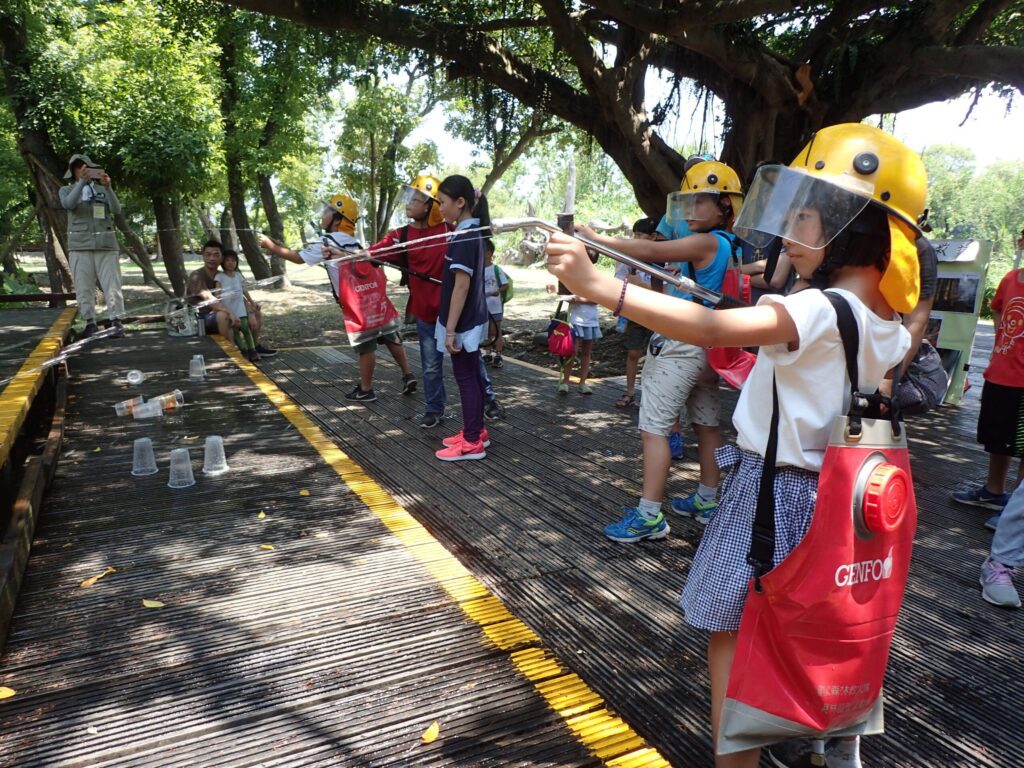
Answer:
[{"left": 12, "top": 254, "right": 637, "bottom": 379}]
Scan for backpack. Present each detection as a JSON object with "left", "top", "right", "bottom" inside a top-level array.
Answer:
[
  {"left": 493, "top": 264, "right": 514, "bottom": 304},
  {"left": 547, "top": 300, "right": 576, "bottom": 357}
]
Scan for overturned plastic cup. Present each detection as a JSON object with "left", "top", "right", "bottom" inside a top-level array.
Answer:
[
  {"left": 114, "top": 395, "right": 144, "bottom": 417},
  {"left": 202, "top": 435, "right": 230, "bottom": 476},
  {"left": 154, "top": 389, "right": 185, "bottom": 411},
  {"left": 167, "top": 448, "right": 196, "bottom": 489},
  {"left": 131, "top": 437, "right": 159, "bottom": 477},
  {"left": 189, "top": 356, "right": 206, "bottom": 383},
  {"left": 126, "top": 370, "right": 145, "bottom": 385},
  {"left": 132, "top": 400, "right": 163, "bottom": 420}
]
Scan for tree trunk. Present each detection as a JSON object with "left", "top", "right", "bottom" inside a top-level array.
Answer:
[
  {"left": 218, "top": 25, "right": 271, "bottom": 280},
  {"left": 1, "top": 203, "right": 38, "bottom": 275},
  {"left": 112, "top": 212, "right": 172, "bottom": 296},
  {"left": 257, "top": 172, "right": 289, "bottom": 288},
  {"left": 0, "top": 9, "right": 71, "bottom": 254},
  {"left": 35, "top": 208, "right": 69, "bottom": 300},
  {"left": 194, "top": 203, "right": 219, "bottom": 243},
  {"left": 153, "top": 196, "right": 186, "bottom": 296},
  {"left": 218, "top": 207, "right": 234, "bottom": 249}
]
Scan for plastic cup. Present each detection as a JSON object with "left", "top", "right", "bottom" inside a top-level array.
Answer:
[
  {"left": 131, "top": 437, "right": 159, "bottom": 476},
  {"left": 202, "top": 435, "right": 230, "bottom": 476},
  {"left": 189, "top": 356, "right": 206, "bottom": 382},
  {"left": 132, "top": 400, "right": 163, "bottom": 420},
  {"left": 126, "top": 370, "right": 145, "bottom": 385},
  {"left": 154, "top": 389, "right": 185, "bottom": 411},
  {"left": 114, "top": 395, "right": 144, "bottom": 417},
  {"left": 167, "top": 448, "right": 196, "bottom": 489}
]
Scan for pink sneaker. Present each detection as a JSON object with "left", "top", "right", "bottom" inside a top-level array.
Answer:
[
  {"left": 435, "top": 439, "right": 487, "bottom": 462},
  {"left": 442, "top": 427, "right": 491, "bottom": 448}
]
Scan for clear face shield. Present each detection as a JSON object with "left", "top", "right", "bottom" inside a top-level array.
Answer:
[
  {"left": 733, "top": 165, "right": 872, "bottom": 250},
  {"left": 400, "top": 184, "right": 433, "bottom": 208},
  {"left": 665, "top": 191, "right": 721, "bottom": 226}
]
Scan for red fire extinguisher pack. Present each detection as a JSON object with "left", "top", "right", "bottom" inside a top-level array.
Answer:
[{"left": 717, "top": 292, "right": 918, "bottom": 755}]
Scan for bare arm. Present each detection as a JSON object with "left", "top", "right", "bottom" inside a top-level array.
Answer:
[
  {"left": 259, "top": 234, "right": 306, "bottom": 265},
  {"left": 575, "top": 224, "right": 719, "bottom": 268},
  {"left": 547, "top": 232, "right": 798, "bottom": 349},
  {"left": 445, "top": 270, "right": 471, "bottom": 354}
]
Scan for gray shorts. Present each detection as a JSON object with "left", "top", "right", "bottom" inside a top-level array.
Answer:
[{"left": 637, "top": 339, "right": 720, "bottom": 435}]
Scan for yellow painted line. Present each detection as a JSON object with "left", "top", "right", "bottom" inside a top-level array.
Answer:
[
  {"left": 0, "top": 308, "right": 76, "bottom": 469},
  {"left": 214, "top": 336, "right": 670, "bottom": 767}
]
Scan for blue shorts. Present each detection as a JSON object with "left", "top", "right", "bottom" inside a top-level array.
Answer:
[{"left": 573, "top": 324, "right": 603, "bottom": 341}]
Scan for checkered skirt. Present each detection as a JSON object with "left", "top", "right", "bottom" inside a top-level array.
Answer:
[{"left": 680, "top": 445, "right": 819, "bottom": 632}]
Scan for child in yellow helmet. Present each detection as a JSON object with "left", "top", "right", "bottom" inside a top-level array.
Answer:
[{"left": 548, "top": 124, "right": 925, "bottom": 768}]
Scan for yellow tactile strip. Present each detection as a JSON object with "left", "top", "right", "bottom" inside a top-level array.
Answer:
[
  {"left": 214, "top": 336, "right": 670, "bottom": 768},
  {"left": 0, "top": 308, "right": 76, "bottom": 470}
]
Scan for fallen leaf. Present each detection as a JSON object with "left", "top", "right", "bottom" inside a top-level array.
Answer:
[
  {"left": 299, "top": 489, "right": 310, "bottom": 497},
  {"left": 80, "top": 567, "right": 116, "bottom": 589},
  {"left": 86, "top": 726, "right": 99, "bottom": 735},
  {"left": 314, "top": 532, "right": 329, "bottom": 539},
  {"left": 0, "top": 687, "right": 15, "bottom": 700},
  {"left": 257, "top": 511, "right": 266, "bottom": 520},
  {"left": 142, "top": 599, "right": 165, "bottom": 609},
  {"left": 259, "top": 544, "right": 275, "bottom": 551},
  {"left": 62, "top": 542, "right": 73, "bottom": 549},
  {"left": 184, "top": 435, "right": 199, "bottom": 441},
  {"left": 420, "top": 721, "right": 440, "bottom": 744},
  {"left": 93, "top": 447, "right": 101, "bottom": 453}
]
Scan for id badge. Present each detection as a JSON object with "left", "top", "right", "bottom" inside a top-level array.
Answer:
[{"left": 93, "top": 204, "right": 105, "bottom": 220}]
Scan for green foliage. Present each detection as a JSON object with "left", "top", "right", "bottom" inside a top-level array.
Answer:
[
  {"left": 0, "top": 103, "right": 33, "bottom": 242},
  {"left": 58, "top": 0, "right": 221, "bottom": 199},
  {"left": 0, "top": 266, "right": 41, "bottom": 308}
]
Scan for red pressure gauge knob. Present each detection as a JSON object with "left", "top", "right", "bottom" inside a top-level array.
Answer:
[{"left": 861, "top": 464, "right": 908, "bottom": 534}]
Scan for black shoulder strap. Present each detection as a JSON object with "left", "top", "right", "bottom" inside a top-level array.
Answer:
[
  {"left": 748, "top": 290, "right": 862, "bottom": 589},
  {"left": 398, "top": 224, "right": 410, "bottom": 243}
]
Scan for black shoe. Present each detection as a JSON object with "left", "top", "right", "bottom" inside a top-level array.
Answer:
[
  {"left": 79, "top": 321, "right": 99, "bottom": 339},
  {"left": 345, "top": 385, "right": 377, "bottom": 403},
  {"left": 246, "top": 349, "right": 261, "bottom": 363},
  {"left": 484, "top": 398, "right": 506, "bottom": 421},
  {"left": 254, "top": 343, "right": 278, "bottom": 357},
  {"left": 493, "top": 354, "right": 503, "bottom": 369},
  {"left": 110, "top": 319, "right": 125, "bottom": 338},
  {"left": 402, "top": 373, "right": 418, "bottom": 395},
  {"left": 419, "top": 412, "right": 442, "bottom": 429}
]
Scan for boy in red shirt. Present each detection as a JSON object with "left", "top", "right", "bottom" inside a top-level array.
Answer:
[{"left": 953, "top": 267, "right": 1024, "bottom": 521}]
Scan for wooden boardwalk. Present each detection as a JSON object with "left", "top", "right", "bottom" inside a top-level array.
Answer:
[
  {"left": 0, "top": 330, "right": 667, "bottom": 768},
  {"left": 258, "top": 325, "right": 1020, "bottom": 768},
  {"left": 0, "top": 314, "right": 1019, "bottom": 767}
]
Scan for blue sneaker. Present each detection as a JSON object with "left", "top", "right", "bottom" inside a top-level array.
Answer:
[
  {"left": 668, "top": 431, "right": 684, "bottom": 460},
  {"left": 952, "top": 485, "right": 1010, "bottom": 512},
  {"left": 604, "top": 508, "right": 670, "bottom": 543},
  {"left": 671, "top": 493, "right": 717, "bottom": 524},
  {"left": 985, "top": 513, "right": 1001, "bottom": 532}
]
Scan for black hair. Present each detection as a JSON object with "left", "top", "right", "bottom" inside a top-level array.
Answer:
[
  {"left": 438, "top": 174, "right": 491, "bottom": 235},
  {"left": 632, "top": 217, "right": 659, "bottom": 235},
  {"left": 222, "top": 249, "right": 239, "bottom": 265},
  {"left": 810, "top": 203, "right": 890, "bottom": 289},
  {"left": 70, "top": 158, "right": 87, "bottom": 174},
  {"left": 483, "top": 237, "right": 495, "bottom": 254},
  {"left": 202, "top": 239, "right": 223, "bottom": 254}
]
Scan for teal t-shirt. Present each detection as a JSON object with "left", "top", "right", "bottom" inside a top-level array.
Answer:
[{"left": 655, "top": 215, "right": 731, "bottom": 301}]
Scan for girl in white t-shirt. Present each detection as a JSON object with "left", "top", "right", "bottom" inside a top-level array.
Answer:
[
  {"left": 546, "top": 124, "right": 926, "bottom": 768},
  {"left": 555, "top": 298, "right": 603, "bottom": 394},
  {"left": 215, "top": 251, "right": 258, "bottom": 361}
]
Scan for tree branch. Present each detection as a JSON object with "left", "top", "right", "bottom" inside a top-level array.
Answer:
[{"left": 954, "top": 0, "right": 1018, "bottom": 46}]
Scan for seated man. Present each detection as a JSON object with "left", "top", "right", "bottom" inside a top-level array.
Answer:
[{"left": 186, "top": 240, "right": 237, "bottom": 338}]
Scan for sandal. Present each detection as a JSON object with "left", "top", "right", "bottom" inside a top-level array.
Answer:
[{"left": 615, "top": 392, "right": 635, "bottom": 408}]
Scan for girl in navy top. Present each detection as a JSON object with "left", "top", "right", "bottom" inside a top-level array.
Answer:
[{"left": 434, "top": 175, "right": 491, "bottom": 461}]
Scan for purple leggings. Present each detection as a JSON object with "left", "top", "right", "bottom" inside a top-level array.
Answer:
[{"left": 451, "top": 349, "right": 485, "bottom": 443}]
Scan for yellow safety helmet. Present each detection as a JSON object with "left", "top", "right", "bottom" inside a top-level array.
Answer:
[
  {"left": 401, "top": 174, "right": 445, "bottom": 227},
  {"left": 666, "top": 160, "right": 744, "bottom": 226},
  {"left": 324, "top": 194, "right": 359, "bottom": 225},
  {"left": 738, "top": 123, "right": 924, "bottom": 312}
]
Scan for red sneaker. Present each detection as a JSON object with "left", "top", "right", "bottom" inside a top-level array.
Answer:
[
  {"left": 441, "top": 427, "right": 491, "bottom": 448},
  {"left": 435, "top": 439, "right": 487, "bottom": 461}
]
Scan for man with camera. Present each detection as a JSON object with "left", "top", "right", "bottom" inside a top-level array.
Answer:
[{"left": 59, "top": 154, "right": 125, "bottom": 338}]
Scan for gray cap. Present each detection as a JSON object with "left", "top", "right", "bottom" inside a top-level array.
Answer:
[{"left": 64, "top": 153, "right": 98, "bottom": 180}]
